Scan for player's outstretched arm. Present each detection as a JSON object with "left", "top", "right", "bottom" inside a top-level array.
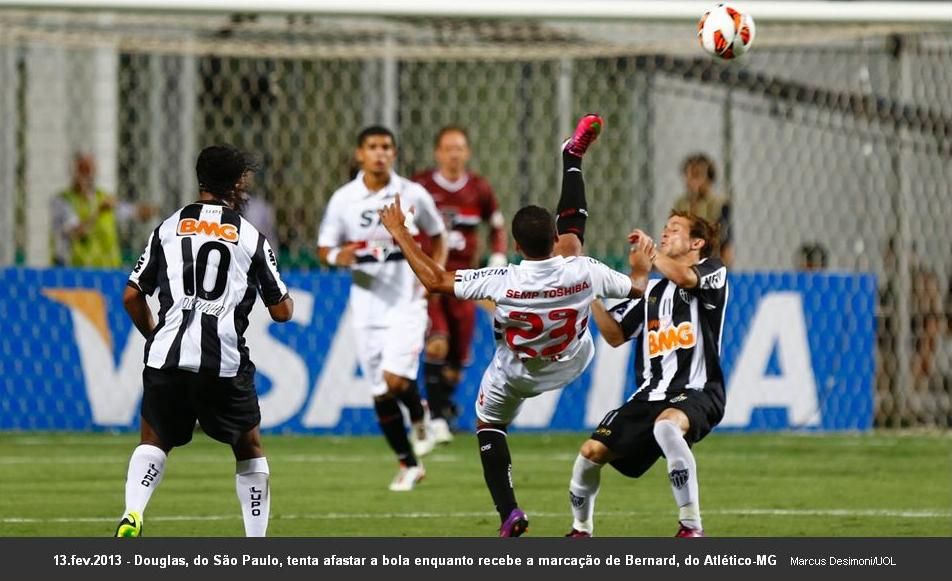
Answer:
[
  {"left": 628, "top": 229, "right": 698, "bottom": 288},
  {"left": 267, "top": 296, "right": 294, "bottom": 322},
  {"left": 123, "top": 285, "right": 155, "bottom": 338},
  {"left": 379, "top": 195, "right": 456, "bottom": 295},
  {"left": 591, "top": 301, "right": 626, "bottom": 347}
]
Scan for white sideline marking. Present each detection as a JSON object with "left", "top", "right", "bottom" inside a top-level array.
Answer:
[{"left": 3, "top": 508, "right": 949, "bottom": 525}]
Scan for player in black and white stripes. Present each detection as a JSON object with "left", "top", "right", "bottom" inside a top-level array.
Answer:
[
  {"left": 566, "top": 210, "right": 728, "bottom": 538},
  {"left": 115, "top": 145, "right": 294, "bottom": 538}
]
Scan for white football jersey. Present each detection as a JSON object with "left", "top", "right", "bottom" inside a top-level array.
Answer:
[
  {"left": 455, "top": 255, "right": 633, "bottom": 363},
  {"left": 318, "top": 171, "right": 445, "bottom": 328}
]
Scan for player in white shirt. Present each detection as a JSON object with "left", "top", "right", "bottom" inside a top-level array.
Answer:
[
  {"left": 317, "top": 126, "right": 447, "bottom": 492},
  {"left": 380, "top": 115, "right": 655, "bottom": 536}
]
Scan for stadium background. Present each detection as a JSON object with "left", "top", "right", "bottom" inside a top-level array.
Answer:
[{"left": 0, "top": 1, "right": 949, "bottom": 536}]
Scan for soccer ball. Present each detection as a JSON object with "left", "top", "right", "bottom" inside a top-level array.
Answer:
[{"left": 698, "top": 3, "right": 756, "bottom": 60}]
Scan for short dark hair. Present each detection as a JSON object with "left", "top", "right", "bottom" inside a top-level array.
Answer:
[
  {"left": 670, "top": 209, "right": 719, "bottom": 259},
  {"left": 681, "top": 153, "right": 716, "bottom": 183},
  {"left": 196, "top": 145, "right": 256, "bottom": 199},
  {"left": 512, "top": 205, "right": 556, "bottom": 259},
  {"left": 357, "top": 125, "right": 396, "bottom": 148},
  {"left": 434, "top": 125, "right": 469, "bottom": 148},
  {"left": 797, "top": 242, "right": 828, "bottom": 269}
]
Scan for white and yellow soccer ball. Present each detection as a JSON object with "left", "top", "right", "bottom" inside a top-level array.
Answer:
[{"left": 698, "top": 3, "right": 756, "bottom": 60}]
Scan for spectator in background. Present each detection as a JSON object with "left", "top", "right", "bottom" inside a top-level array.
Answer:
[
  {"left": 672, "top": 154, "right": 733, "bottom": 266},
  {"left": 796, "top": 242, "right": 828, "bottom": 271},
  {"left": 52, "top": 153, "right": 155, "bottom": 268}
]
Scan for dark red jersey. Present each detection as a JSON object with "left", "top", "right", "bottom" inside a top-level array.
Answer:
[{"left": 412, "top": 170, "right": 507, "bottom": 271}]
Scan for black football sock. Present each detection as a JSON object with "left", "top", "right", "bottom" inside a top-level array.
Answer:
[
  {"left": 477, "top": 427, "right": 518, "bottom": 521},
  {"left": 395, "top": 379, "right": 426, "bottom": 424},
  {"left": 424, "top": 362, "right": 451, "bottom": 420},
  {"left": 374, "top": 397, "right": 417, "bottom": 467},
  {"left": 556, "top": 150, "right": 587, "bottom": 243}
]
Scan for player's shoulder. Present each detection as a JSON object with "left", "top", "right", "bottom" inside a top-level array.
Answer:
[
  {"left": 328, "top": 176, "right": 364, "bottom": 200},
  {"left": 398, "top": 174, "right": 431, "bottom": 195},
  {"left": 467, "top": 172, "right": 494, "bottom": 192},
  {"left": 454, "top": 266, "right": 510, "bottom": 283},
  {"left": 693, "top": 257, "right": 728, "bottom": 290},
  {"left": 410, "top": 169, "right": 435, "bottom": 185}
]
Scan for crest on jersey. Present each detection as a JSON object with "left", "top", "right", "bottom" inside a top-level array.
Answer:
[{"left": 679, "top": 289, "right": 692, "bottom": 304}]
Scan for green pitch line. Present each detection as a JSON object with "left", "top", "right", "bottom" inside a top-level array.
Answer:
[{"left": 0, "top": 432, "right": 949, "bottom": 537}]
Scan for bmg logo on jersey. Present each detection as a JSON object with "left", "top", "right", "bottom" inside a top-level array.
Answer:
[
  {"left": 647, "top": 321, "right": 696, "bottom": 357},
  {"left": 177, "top": 218, "right": 239, "bottom": 243}
]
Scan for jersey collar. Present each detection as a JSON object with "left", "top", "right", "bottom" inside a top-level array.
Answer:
[
  {"left": 355, "top": 171, "right": 401, "bottom": 198},
  {"left": 433, "top": 171, "right": 469, "bottom": 193},
  {"left": 517, "top": 255, "right": 564, "bottom": 269}
]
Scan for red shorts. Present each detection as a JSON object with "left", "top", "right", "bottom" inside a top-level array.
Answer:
[{"left": 427, "top": 295, "right": 477, "bottom": 367}]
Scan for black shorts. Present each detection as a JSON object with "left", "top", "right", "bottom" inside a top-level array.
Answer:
[
  {"left": 591, "top": 388, "right": 724, "bottom": 478},
  {"left": 141, "top": 364, "right": 261, "bottom": 448}
]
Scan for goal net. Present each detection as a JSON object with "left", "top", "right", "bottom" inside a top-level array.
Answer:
[{"left": 1, "top": 2, "right": 951, "bottom": 428}]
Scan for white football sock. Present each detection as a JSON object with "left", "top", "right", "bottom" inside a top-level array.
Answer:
[
  {"left": 653, "top": 419, "right": 701, "bottom": 530},
  {"left": 568, "top": 454, "right": 602, "bottom": 534},
  {"left": 124, "top": 444, "right": 166, "bottom": 515},
  {"left": 236, "top": 457, "right": 270, "bottom": 537}
]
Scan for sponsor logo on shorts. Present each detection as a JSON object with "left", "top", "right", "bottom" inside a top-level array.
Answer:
[
  {"left": 569, "top": 491, "right": 585, "bottom": 509},
  {"left": 669, "top": 468, "right": 689, "bottom": 489},
  {"left": 669, "top": 393, "right": 688, "bottom": 403},
  {"left": 594, "top": 426, "right": 611, "bottom": 437}
]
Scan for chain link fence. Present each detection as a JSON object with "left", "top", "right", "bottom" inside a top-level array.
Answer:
[{"left": 1, "top": 9, "right": 950, "bottom": 427}]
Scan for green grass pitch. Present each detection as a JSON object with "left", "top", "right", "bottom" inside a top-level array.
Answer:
[{"left": 1, "top": 432, "right": 949, "bottom": 537}]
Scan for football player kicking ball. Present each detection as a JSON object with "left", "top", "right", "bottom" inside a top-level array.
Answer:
[
  {"left": 566, "top": 211, "right": 728, "bottom": 538},
  {"left": 380, "top": 115, "right": 654, "bottom": 537}
]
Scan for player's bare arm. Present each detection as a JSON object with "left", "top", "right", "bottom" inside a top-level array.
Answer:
[
  {"left": 317, "top": 242, "right": 362, "bottom": 268},
  {"left": 627, "top": 235, "right": 654, "bottom": 298},
  {"left": 428, "top": 229, "right": 448, "bottom": 267},
  {"left": 267, "top": 295, "right": 294, "bottom": 322},
  {"left": 591, "top": 301, "right": 626, "bottom": 347},
  {"left": 379, "top": 195, "right": 456, "bottom": 295},
  {"left": 554, "top": 232, "right": 583, "bottom": 259},
  {"left": 122, "top": 285, "right": 155, "bottom": 338},
  {"left": 628, "top": 228, "right": 698, "bottom": 288}
]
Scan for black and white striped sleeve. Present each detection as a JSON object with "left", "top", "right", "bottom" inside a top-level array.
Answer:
[
  {"left": 252, "top": 232, "right": 289, "bottom": 306},
  {"left": 608, "top": 298, "right": 645, "bottom": 342},
  {"left": 688, "top": 257, "right": 728, "bottom": 306},
  {"left": 128, "top": 227, "right": 161, "bottom": 295}
]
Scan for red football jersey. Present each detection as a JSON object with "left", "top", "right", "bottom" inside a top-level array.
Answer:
[{"left": 412, "top": 170, "right": 506, "bottom": 271}]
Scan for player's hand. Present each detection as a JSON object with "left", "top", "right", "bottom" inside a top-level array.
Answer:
[
  {"left": 628, "top": 231, "right": 655, "bottom": 274},
  {"left": 335, "top": 242, "right": 362, "bottom": 267},
  {"left": 378, "top": 195, "right": 407, "bottom": 235}
]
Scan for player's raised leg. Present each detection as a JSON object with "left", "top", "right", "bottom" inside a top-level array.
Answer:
[
  {"left": 653, "top": 409, "right": 704, "bottom": 537},
  {"left": 555, "top": 114, "right": 603, "bottom": 257},
  {"left": 115, "top": 417, "right": 169, "bottom": 537},
  {"left": 233, "top": 426, "right": 270, "bottom": 537}
]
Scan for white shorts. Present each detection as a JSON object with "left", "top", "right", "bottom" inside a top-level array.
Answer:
[
  {"left": 475, "top": 335, "right": 595, "bottom": 425},
  {"left": 353, "top": 300, "right": 427, "bottom": 398}
]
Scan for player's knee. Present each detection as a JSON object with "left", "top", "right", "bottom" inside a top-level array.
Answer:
[
  {"left": 442, "top": 366, "right": 461, "bottom": 385},
  {"left": 579, "top": 439, "right": 612, "bottom": 464},
  {"left": 425, "top": 336, "right": 449, "bottom": 361},
  {"left": 655, "top": 408, "right": 690, "bottom": 434},
  {"left": 384, "top": 373, "right": 410, "bottom": 394}
]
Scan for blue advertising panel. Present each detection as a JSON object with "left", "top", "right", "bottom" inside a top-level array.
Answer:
[{"left": 0, "top": 268, "right": 875, "bottom": 433}]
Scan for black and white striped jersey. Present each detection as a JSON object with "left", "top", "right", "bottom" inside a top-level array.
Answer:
[
  {"left": 128, "top": 200, "right": 289, "bottom": 377},
  {"left": 608, "top": 258, "right": 729, "bottom": 401}
]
